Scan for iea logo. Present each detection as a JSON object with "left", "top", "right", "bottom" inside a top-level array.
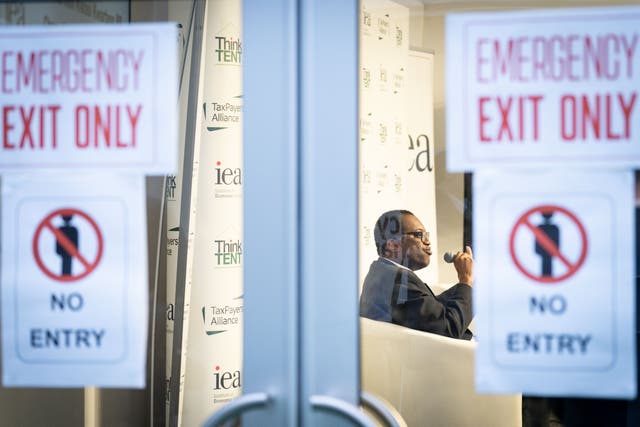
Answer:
[{"left": 213, "top": 365, "right": 241, "bottom": 390}]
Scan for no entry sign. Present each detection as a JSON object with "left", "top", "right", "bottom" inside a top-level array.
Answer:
[
  {"left": 33, "top": 208, "right": 104, "bottom": 282},
  {"left": 473, "top": 170, "right": 636, "bottom": 398},
  {"left": 509, "top": 205, "right": 588, "bottom": 284},
  {"left": 1, "top": 174, "right": 148, "bottom": 387}
]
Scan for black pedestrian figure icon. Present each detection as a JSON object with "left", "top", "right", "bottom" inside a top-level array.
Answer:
[
  {"left": 56, "top": 214, "right": 79, "bottom": 276},
  {"left": 535, "top": 212, "right": 560, "bottom": 277}
]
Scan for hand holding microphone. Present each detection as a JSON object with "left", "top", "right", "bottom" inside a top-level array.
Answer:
[{"left": 443, "top": 246, "right": 473, "bottom": 286}]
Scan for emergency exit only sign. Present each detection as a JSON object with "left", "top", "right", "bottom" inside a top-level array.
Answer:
[
  {"left": 0, "top": 23, "right": 177, "bottom": 173},
  {"left": 446, "top": 6, "right": 640, "bottom": 171},
  {"left": 473, "top": 170, "right": 636, "bottom": 398}
]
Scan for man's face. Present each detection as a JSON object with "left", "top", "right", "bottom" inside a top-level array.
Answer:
[{"left": 400, "top": 214, "right": 431, "bottom": 270}]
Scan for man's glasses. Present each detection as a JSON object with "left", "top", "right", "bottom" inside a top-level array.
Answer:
[{"left": 402, "top": 231, "right": 430, "bottom": 242}]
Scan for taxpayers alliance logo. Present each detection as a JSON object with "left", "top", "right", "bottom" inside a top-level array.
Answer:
[
  {"left": 201, "top": 295, "right": 243, "bottom": 336},
  {"left": 202, "top": 98, "right": 242, "bottom": 132}
]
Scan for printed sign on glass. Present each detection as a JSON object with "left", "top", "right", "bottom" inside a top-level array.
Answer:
[
  {"left": 446, "top": 7, "right": 640, "bottom": 171},
  {"left": 0, "top": 23, "right": 178, "bottom": 173},
  {"left": 473, "top": 170, "right": 636, "bottom": 398},
  {"left": 1, "top": 174, "right": 148, "bottom": 387}
]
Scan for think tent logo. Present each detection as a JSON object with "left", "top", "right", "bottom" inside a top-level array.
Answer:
[
  {"left": 395, "top": 25, "right": 403, "bottom": 47},
  {"left": 165, "top": 175, "right": 177, "bottom": 201},
  {"left": 214, "top": 238, "right": 242, "bottom": 267},
  {"left": 213, "top": 225, "right": 242, "bottom": 267},
  {"left": 361, "top": 7, "right": 372, "bottom": 38},
  {"left": 377, "top": 15, "right": 390, "bottom": 41},
  {"left": 213, "top": 22, "right": 242, "bottom": 65}
]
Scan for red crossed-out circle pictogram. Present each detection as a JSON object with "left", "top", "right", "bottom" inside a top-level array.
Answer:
[
  {"left": 509, "top": 204, "right": 588, "bottom": 284},
  {"left": 32, "top": 208, "right": 103, "bottom": 283}
]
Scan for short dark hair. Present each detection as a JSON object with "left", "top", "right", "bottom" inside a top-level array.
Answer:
[{"left": 373, "top": 210, "right": 414, "bottom": 255}]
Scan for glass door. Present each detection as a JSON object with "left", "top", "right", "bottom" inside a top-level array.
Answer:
[
  {"left": 222, "top": 0, "right": 363, "bottom": 425},
  {"left": 171, "top": 0, "right": 377, "bottom": 426}
]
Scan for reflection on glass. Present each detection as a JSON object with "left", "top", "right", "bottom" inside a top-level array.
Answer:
[
  {"left": 360, "top": 209, "right": 474, "bottom": 339},
  {"left": 359, "top": 2, "right": 640, "bottom": 427}
]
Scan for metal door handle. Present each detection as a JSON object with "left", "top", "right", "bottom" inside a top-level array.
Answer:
[
  {"left": 201, "top": 392, "right": 270, "bottom": 427},
  {"left": 310, "top": 395, "right": 377, "bottom": 427},
  {"left": 360, "top": 391, "right": 403, "bottom": 427}
]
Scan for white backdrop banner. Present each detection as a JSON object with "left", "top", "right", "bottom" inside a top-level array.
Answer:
[
  {"left": 446, "top": 7, "right": 640, "bottom": 171},
  {"left": 165, "top": 2, "right": 196, "bottom": 422},
  {"left": 473, "top": 169, "right": 636, "bottom": 398},
  {"left": 177, "top": 1, "right": 243, "bottom": 426},
  {"left": 407, "top": 50, "right": 439, "bottom": 285},
  {"left": 359, "top": 0, "right": 439, "bottom": 289}
]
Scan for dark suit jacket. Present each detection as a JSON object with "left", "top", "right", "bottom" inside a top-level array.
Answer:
[{"left": 359, "top": 257, "right": 473, "bottom": 340}]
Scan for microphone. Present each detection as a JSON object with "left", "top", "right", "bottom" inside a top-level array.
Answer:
[{"left": 443, "top": 251, "right": 456, "bottom": 263}]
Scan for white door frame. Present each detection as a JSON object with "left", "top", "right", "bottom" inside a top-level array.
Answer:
[{"left": 242, "top": 0, "right": 362, "bottom": 425}]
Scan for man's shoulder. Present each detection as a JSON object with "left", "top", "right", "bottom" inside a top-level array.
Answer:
[
  {"left": 364, "top": 258, "right": 427, "bottom": 290},
  {"left": 372, "top": 257, "right": 411, "bottom": 273},
  {"left": 364, "top": 258, "right": 397, "bottom": 284},
  {"left": 366, "top": 257, "right": 397, "bottom": 275}
]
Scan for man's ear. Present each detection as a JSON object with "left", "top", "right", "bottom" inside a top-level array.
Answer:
[{"left": 383, "top": 239, "right": 401, "bottom": 257}]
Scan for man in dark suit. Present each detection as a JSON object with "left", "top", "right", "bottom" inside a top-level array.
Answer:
[{"left": 359, "top": 209, "right": 474, "bottom": 340}]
